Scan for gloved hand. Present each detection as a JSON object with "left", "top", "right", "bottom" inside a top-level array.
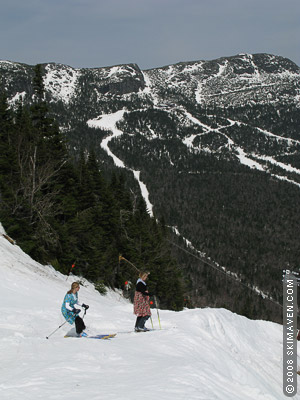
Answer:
[
  {"left": 82, "top": 304, "right": 89, "bottom": 310},
  {"left": 72, "top": 308, "right": 81, "bottom": 314}
]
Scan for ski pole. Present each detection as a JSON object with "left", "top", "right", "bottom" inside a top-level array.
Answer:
[
  {"left": 150, "top": 316, "right": 154, "bottom": 329},
  {"left": 46, "top": 319, "right": 69, "bottom": 339},
  {"left": 154, "top": 296, "right": 162, "bottom": 329},
  {"left": 149, "top": 300, "right": 154, "bottom": 329}
]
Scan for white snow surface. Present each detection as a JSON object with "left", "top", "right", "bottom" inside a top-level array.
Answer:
[
  {"left": 0, "top": 223, "right": 297, "bottom": 400},
  {"left": 8, "top": 91, "right": 27, "bottom": 106},
  {"left": 44, "top": 64, "right": 80, "bottom": 104}
]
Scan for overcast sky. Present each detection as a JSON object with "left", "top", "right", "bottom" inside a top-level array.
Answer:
[{"left": 0, "top": 0, "right": 299, "bottom": 70}]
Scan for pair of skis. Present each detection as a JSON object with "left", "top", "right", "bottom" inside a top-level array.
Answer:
[
  {"left": 64, "top": 326, "right": 168, "bottom": 339},
  {"left": 65, "top": 333, "right": 116, "bottom": 340}
]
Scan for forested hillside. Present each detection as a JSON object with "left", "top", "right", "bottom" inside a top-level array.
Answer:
[{"left": 0, "top": 66, "right": 184, "bottom": 311}]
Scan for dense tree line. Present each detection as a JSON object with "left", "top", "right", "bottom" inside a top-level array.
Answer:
[{"left": 0, "top": 66, "right": 184, "bottom": 311}]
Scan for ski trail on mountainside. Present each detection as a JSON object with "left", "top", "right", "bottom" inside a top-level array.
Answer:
[
  {"left": 170, "top": 225, "right": 274, "bottom": 301},
  {"left": 136, "top": 91, "right": 300, "bottom": 187},
  {"left": 181, "top": 110, "right": 300, "bottom": 187},
  {"left": 87, "top": 110, "right": 154, "bottom": 216}
]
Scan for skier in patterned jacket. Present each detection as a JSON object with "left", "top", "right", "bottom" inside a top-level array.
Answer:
[
  {"left": 133, "top": 271, "right": 152, "bottom": 332},
  {"left": 61, "top": 282, "right": 89, "bottom": 336}
]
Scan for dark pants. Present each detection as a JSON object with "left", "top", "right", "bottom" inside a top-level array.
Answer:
[
  {"left": 75, "top": 316, "right": 86, "bottom": 334},
  {"left": 135, "top": 315, "right": 150, "bottom": 329}
]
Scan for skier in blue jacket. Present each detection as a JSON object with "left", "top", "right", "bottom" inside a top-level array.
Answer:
[{"left": 61, "top": 282, "right": 89, "bottom": 335}]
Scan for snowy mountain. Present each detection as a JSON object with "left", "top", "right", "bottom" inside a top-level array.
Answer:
[
  {"left": 0, "top": 223, "right": 292, "bottom": 400},
  {"left": 1, "top": 53, "right": 300, "bottom": 320}
]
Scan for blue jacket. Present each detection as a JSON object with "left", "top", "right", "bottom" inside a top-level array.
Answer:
[{"left": 61, "top": 292, "right": 79, "bottom": 324}]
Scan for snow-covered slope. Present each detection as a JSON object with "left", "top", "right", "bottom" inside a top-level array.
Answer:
[{"left": 0, "top": 224, "right": 294, "bottom": 400}]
